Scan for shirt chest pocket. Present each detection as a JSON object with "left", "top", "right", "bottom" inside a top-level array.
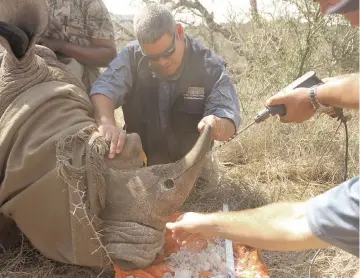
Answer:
[
  {"left": 174, "top": 87, "right": 206, "bottom": 115},
  {"left": 181, "top": 97, "right": 205, "bottom": 114},
  {"left": 170, "top": 91, "right": 205, "bottom": 141}
]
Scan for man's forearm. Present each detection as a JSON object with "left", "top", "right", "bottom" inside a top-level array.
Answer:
[
  {"left": 216, "top": 118, "right": 236, "bottom": 141},
  {"left": 200, "top": 202, "right": 329, "bottom": 251},
  {"left": 317, "top": 73, "right": 359, "bottom": 109},
  {"left": 322, "top": 73, "right": 356, "bottom": 83},
  {"left": 58, "top": 41, "right": 117, "bottom": 67},
  {"left": 91, "top": 94, "right": 116, "bottom": 126}
]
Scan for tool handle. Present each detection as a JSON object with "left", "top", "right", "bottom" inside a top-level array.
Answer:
[
  {"left": 267, "top": 104, "right": 287, "bottom": 117},
  {"left": 262, "top": 71, "right": 322, "bottom": 120}
]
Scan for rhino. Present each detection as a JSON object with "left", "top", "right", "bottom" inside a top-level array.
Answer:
[{"left": 0, "top": 0, "right": 212, "bottom": 272}]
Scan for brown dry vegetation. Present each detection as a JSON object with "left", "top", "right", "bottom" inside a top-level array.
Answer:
[
  {"left": 182, "top": 8, "right": 359, "bottom": 277},
  {"left": 0, "top": 1, "right": 359, "bottom": 277}
]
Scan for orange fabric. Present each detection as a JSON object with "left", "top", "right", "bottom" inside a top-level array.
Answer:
[
  {"left": 141, "top": 149, "right": 148, "bottom": 167},
  {"left": 114, "top": 212, "right": 270, "bottom": 278}
]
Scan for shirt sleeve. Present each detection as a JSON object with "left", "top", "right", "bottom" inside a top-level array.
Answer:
[
  {"left": 90, "top": 47, "right": 133, "bottom": 107},
  {"left": 306, "top": 176, "right": 359, "bottom": 256},
  {"left": 84, "top": 0, "right": 115, "bottom": 40},
  {"left": 203, "top": 67, "right": 241, "bottom": 132}
]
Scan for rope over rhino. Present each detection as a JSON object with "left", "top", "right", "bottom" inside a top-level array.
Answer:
[{"left": 0, "top": 0, "right": 212, "bottom": 272}]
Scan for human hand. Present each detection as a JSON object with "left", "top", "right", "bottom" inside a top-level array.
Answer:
[
  {"left": 165, "top": 212, "right": 213, "bottom": 246},
  {"left": 36, "top": 37, "right": 65, "bottom": 53},
  {"left": 98, "top": 125, "right": 127, "bottom": 159},
  {"left": 266, "top": 87, "right": 315, "bottom": 123},
  {"left": 198, "top": 115, "right": 224, "bottom": 140}
]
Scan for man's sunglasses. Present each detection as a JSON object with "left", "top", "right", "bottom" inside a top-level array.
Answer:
[{"left": 141, "top": 34, "right": 176, "bottom": 61}]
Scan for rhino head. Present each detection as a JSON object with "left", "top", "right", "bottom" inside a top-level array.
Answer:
[
  {"left": 101, "top": 126, "right": 212, "bottom": 270},
  {"left": 0, "top": 0, "right": 213, "bottom": 271}
]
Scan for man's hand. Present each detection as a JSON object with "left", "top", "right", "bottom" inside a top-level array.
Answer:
[
  {"left": 198, "top": 115, "right": 235, "bottom": 141},
  {"left": 90, "top": 94, "right": 123, "bottom": 159},
  {"left": 98, "top": 124, "right": 126, "bottom": 159},
  {"left": 266, "top": 87, "right": 315, "bottom": 123},
  {"left": 166, "top": 212, "right": 213, "bottom": 246},
  {"left": 36, "top": 37, "right": 65, "bottom": 53},
  {"left": 198, "top": 115, "right": 221, "bottom": 140}
]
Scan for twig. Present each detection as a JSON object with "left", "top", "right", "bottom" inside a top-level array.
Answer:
[
  {"left": 308, "top": 249, "right": 322, "bottom": 278},
  {"left": 69, "top": 180, "right": 114, "bottom": 273}
]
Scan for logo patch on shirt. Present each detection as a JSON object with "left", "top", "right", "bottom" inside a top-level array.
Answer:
[{"left": 183, "top": 87, "right": 205, "bottom": 100}]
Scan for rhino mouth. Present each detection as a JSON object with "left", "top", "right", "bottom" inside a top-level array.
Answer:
[{"left": 101, "top": 219, "right": 165, "bottom": 271}]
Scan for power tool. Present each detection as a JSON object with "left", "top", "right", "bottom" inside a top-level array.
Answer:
[{"left": 226, "top": 71, "right": 343, "bottom": 141}]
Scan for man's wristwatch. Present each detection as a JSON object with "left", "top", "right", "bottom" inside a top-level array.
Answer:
[{"left": 308, "top": 85, "right": 334, "bottom": 114}]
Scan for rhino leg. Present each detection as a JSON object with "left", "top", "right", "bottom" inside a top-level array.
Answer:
[{"left": 0, "top": 213, "right": 22, "bottom": 250}]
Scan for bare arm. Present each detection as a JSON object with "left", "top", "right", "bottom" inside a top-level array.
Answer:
[
  {"left": 89, "top": 48, "right": 133, "bottom": 158},
  {"left": 166, "top": 202, "right": 329, "bottom": 251},
  {"left": 322, "top": 73, "right": 357, "bottom": 83},
  {"left": 38, "top": 37, "right": 117, "bottom": 67},
  {"left": 216, "top": 117, "right": 236, "bottom": 141},
  {"left": 57, "top": 38, "right": 117, "bottom": 67},
  {"left": 90, "top": 93, "right": 126, "bottom": 159},
  {"left": 317, "top": 73, "right": 359, "bottom": 109},
  {"left": 91, "top": 94, "right": 116, "bottom": 127},
  {"left": 198, "top": 116, "right": 236, "bottom": 141},
  {"left": 266, "top": 73, "right": 359, "bottom": 123},
  {"left": 67, "top": 0, "right": 117, "bottom": 67},
  {"left": 40, "top": 0, "right": 117, "bottom": 67}
]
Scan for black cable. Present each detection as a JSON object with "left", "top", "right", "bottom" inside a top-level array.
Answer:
[
  {"left": 308, "top": 117, "right": 350, "bottom": 278},
  {"left": 300, "top": 120, "right": 343, "bottom": 199}
]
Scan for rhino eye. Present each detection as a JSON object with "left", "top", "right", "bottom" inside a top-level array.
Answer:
[{"left": 163, "top": 179, "right": 175, "bottom": 190}]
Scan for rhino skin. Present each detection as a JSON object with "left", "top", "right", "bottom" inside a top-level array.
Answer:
[{"left": 0, "top": 0, "right": 212, "bottom": 272}]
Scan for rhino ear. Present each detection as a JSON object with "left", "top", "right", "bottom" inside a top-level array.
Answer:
[
  {"left": 0, "top": 0, "right": 49, "bottom": 40},
  {"left": 0, "top": 0, "right": 49, "bottom": 58}
]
